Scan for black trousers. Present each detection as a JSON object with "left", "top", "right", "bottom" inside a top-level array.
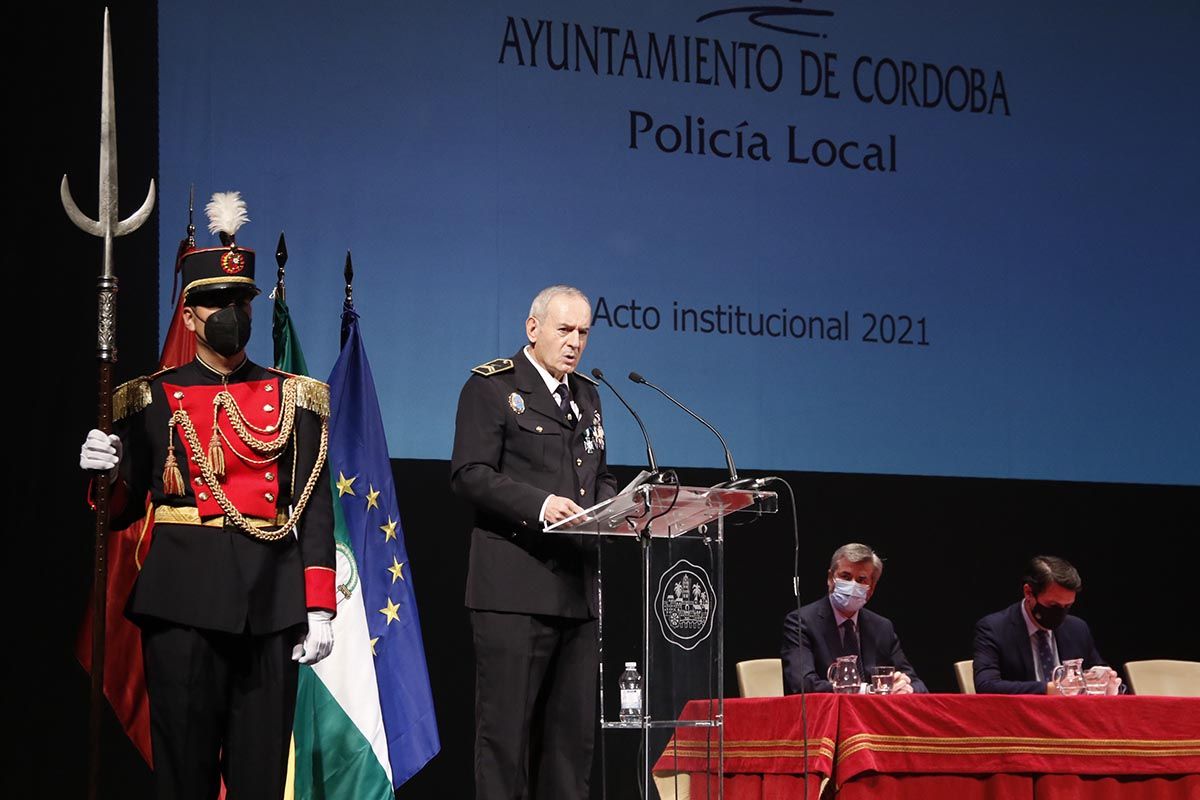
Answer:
[
  {"left": 141, "top": 621, "right": 300, "bottom": 800},
  {"left": 470, "top": 610, "right": 599, "bottom": 800}
]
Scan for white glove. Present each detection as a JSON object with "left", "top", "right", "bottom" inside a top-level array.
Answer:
[
  {"left": 292, "top": 610, "right": 334, "bottom": 665},
  {"left": 80, "top": 429, "right": 122, "bottom": 481}
]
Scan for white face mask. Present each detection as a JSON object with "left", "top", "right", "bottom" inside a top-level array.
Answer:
[{"left": 830, "top": 578, "right": 869, "bottom": 614}]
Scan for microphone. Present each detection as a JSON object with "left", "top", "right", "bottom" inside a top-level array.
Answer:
[
  {"left": 591, "top": 368, "right": 659, "bottom": 474},
  {"left": 628, "top": 371, "right": 738, "bottom": 484}
]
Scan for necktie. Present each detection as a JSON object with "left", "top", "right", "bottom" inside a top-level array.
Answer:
[
  {"left": 555, "top": 384, "right": 575, "bottom": 425},
  {"left": 841, "top": 619, "right": 860, "bottom": 658},
  {"left": 841, "top": 620, "right": 862, "bottom": 683},
  {"left": 1034, "top": 629, "right": 1056, "bottom": 682}
]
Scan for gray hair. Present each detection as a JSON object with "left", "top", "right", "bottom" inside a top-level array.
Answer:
[
  {"left": 529, "top": 285, "right": 590, "bottom": 321},
  {"left": 829, "top": 543, "right": 884, "bottom": 581}
]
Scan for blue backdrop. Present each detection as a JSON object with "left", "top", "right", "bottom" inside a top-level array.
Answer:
[{"left": 159, "top": 1, "right": 1199, "bottom": 484}]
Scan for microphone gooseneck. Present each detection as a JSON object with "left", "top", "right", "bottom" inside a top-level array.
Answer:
[
  {"left": 628, "top": 371, "right": 737, "bottom": 483},
  {"left": 591, "top": 368, "right": 658, "bottom": 473}
]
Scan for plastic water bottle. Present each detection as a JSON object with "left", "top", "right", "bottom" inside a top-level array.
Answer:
[{"left": 619, "top": 661, "right": 642, "bottom": 723}]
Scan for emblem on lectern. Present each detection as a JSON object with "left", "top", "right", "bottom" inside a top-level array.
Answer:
[{"left": 654, "top": 559, "right": 716, "bottom": 651}]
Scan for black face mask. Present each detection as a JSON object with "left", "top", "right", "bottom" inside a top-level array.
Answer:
[
  {"left": 199, "top": 305, "right": 252, "bottom": 357},
  {"left": 1031, "top": 600, "right": 1070, "bottom": 631}
]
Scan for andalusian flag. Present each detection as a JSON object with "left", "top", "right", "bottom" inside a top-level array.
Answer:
[
  {"left": 325, "top": 299, "right": 440, "bottom": 787},
  {"left": 276, "top": 288, "right": 438, "bottom": 798},
  {"left": 275, "top": 292, "right": 391, "bottom": 799}
]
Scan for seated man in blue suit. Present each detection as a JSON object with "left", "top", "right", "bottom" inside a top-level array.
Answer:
[
  {"left": 782, "top": 543, "right": 927, "bottom": 694},
  {"left": 973, "top": 555, "right": 1122, "bottom": 694}
]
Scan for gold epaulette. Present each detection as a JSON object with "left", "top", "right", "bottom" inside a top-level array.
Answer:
[
  {"left": 573, "top": 370, "right": 598, "bottom": 386},
  {"left": 112, "top": 367, "right": 174, "bottom": 421},
  {"left": 280, "top": 374, "right": 330, "bottom": 419},
  {"left": 472, "top": 358, "right": 514, "bottom": 377}
]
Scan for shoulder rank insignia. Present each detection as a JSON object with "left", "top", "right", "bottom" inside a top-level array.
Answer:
[
  {"left": 573, "top": 370, "right": 598, "bottom": 386},
  {"left": 113, "top": 367, "right": 174, "bottom": 421},
  {"left": 282, "top": 374, "right": 330, "bottom": 419},
  {"left": 472, "top": 358, "right": 514, "bottom": 377}
]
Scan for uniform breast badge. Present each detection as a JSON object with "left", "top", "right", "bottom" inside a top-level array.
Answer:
[
  {"left": 507, "top": 393, "right": 526, "bottom": 414},
  {"left": 590, "top": 411, "right": 605, "bottom": 451}
]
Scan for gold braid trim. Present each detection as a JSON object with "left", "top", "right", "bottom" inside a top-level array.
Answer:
[
  {"left": 135, "top": 503, "right": 154, "bottom": 570},
  {"left": 840, "top": 733, "right": 1200, "bottom": 747},
  {"left": 835, "top": 733, "right": 1200, "bottom": 764},
  {"left": 214, "top": 424, "right": 285, "bottom": 466},
  {"left": 662, "top": 736, "right": 837, "bottom": 761},
  {"left": 154, "top": 505, "right": 287, "bottom": 527},
  {"left": 836, "top": 741, "right": 1200, "bottom": 761},
  {"left": 169, "top": 408, "right": 328, "bottom": 542},
  {"left": 183, "top": 275, "right": 259, "bottom": 298},
  {"left": 663, "top": 744, "right": 836, "bottom": 760},
  {"left": 288, "top": 376, "right": 330, "bottom": 419},
  {"left": 213, "top": 379, "right": 297, "bottom": 452}
]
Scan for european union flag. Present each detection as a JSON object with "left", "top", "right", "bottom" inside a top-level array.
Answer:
[{"left": 327, "top": 301, "right": 440, "bottom": 787}]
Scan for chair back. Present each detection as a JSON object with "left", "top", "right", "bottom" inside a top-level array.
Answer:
[
  {"left": 954, "top": 659, "right": 976, "bottom": 694},
  {"left": 1124, "top": 659, "right": 1200, "bottom": 697},
  {"left": 736, "top": 658, "right": 784, "bottom": 697}
]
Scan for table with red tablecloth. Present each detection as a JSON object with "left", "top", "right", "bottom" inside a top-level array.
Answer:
[
  {"left": 654, "top": 695, "right": 838, "bottom": 800},
  {"left": 653, "top": 694, "right": 1200, "bottom": 799}
]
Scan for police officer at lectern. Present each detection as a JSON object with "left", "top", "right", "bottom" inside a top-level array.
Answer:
[{"left": 451, "top": 285, "right": 619, "bottom": 799}]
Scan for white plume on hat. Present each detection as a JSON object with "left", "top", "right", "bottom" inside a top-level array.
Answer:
[{"left": 205, "top": 191, "right": 250, "bottom": 237}]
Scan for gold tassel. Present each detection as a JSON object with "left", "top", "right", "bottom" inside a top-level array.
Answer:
[
  {"left": 207, "top": 427, "right": 226, "bottom": 481},
  {"left": 162, "top": 442, "right": 185, "bottom": 496}
]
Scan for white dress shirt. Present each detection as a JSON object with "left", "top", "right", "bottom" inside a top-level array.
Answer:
[
  {"left": 523, "top": 347, "right": 580, "bottom": 524},
  {"left": 1021, "top": 600, "right": 1060, "bottom": 681}
]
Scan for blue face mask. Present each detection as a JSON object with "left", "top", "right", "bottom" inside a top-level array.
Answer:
[{"left": 830, "top": 578, "right": 869, "bottom": 613}]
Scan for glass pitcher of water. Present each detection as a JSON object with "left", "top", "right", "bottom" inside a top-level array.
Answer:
[
  {"left": 1052, "top": 658, "right": 1086, "bottom": 696},
  {"left": 827, "top": 655, "right": 861, "bottom": 693}
]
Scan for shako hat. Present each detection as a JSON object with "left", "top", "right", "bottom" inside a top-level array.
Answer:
[{"left": 180, "top": 191, "right": 260, "bottom": 302}]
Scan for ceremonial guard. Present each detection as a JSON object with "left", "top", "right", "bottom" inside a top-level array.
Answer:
[{"left": 79, "top": 193, "right": 336, "bottom": 800}]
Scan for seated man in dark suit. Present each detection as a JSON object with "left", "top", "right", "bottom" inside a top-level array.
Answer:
[
  {"left": 973, "top": 555, "right": 1122, "bottom": 694},
  {"left": 782, "top": 543, "right": 927, "bottom": 694}
]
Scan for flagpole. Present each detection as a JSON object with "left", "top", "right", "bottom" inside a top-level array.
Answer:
[
  {"left": 276, "top": 232, "right": 288, "bottom": 300},
  {"left": 60, "top": 11, "right": 156, "bottom": 798}
]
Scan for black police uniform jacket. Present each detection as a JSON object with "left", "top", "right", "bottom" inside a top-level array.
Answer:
[
  {"left": 451, "top": 351, "right": 619, "bottom": 619},
  {"left": 110, "top": 358, "right": 336, "bottom": 634}
]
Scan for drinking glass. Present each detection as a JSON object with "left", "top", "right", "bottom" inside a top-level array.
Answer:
[{"left": 871, "top": 666, "right": 896, "bottom": 695}]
